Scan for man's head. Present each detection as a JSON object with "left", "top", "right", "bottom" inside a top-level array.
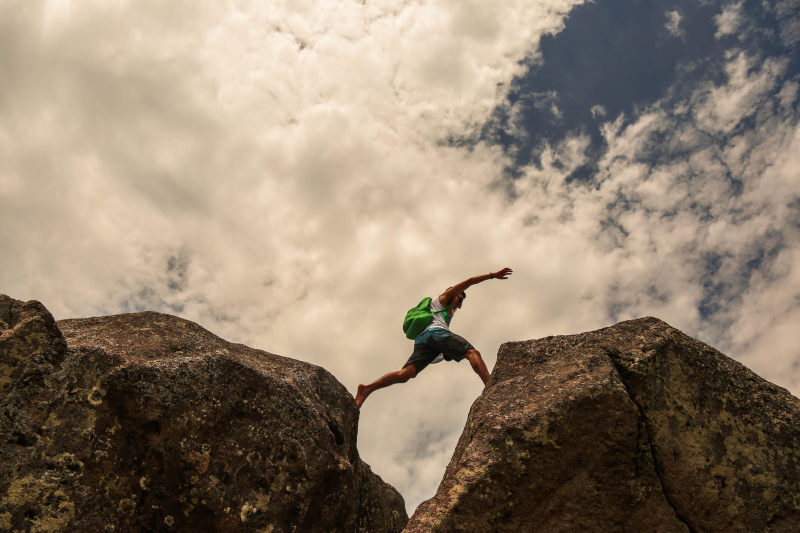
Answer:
[
  {"left": 455, "top": 291, "right": 466, "bottom": 309},
  {"left": 446, "top": 286, "right": 467, "bottom": 309}
]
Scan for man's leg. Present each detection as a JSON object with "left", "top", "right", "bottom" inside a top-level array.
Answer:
[
  {"left": 355, "top": 364, "right": 417, "bottom": 408},
  {"left": 465, "top": 349, "right": 490, "bottom": 384}
]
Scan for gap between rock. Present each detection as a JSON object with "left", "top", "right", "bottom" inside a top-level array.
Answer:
[{"left": 606, "top": 351, "right": 698, "bottom": 533}]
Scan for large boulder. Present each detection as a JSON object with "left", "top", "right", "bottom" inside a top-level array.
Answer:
[
  {"left": 405, "top": 317, "right": 800, "bottom": 532},
  {"left": 0, "top": 294, "right": 407, "bottom": 532}
]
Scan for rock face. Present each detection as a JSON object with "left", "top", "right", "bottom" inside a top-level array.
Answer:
[
  {"left": 405, "top": 317, "right": 800, "bottom": 532},
  {"left": 0, "top": 295, "right": 407, "bottom": 532}
]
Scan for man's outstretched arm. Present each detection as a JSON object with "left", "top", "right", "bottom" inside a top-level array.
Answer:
[{"left": 440, "top": 267, "right": 513, "bottom": 307}]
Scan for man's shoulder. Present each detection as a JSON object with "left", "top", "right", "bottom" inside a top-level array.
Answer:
[{"left": 431, "top": 295, "right": 446, "bottom": 309}]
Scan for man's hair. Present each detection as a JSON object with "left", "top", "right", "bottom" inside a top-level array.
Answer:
[{"left": 446, "top": 287, "right": 467, "bottom": 300}]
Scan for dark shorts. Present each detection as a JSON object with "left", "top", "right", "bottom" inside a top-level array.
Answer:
[{"left": 403, "top": 328, "right": 474, "bottom": 374}]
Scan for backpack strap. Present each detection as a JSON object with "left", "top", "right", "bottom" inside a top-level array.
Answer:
[
  {"left": 430, "top": 301, "right": 453, "bottom": 315},
  {"left": 432, "top": 302, "right": 453, "bottom": 323}
]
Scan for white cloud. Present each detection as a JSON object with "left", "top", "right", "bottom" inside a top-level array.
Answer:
[
  {"left": 692, "top": 51, "right": 787, "bottom": 134},
  {"left": 732, "top": 245, "right": 800, "bottom": 389},
  {"left": 714, "top": 1, "right": 744, "bottom": 39},
  {"left": 0, "top": 0, "right": 587, "bottom": 514},
  {"left": 769, "top": 0, "right": 800, "bottom": 47},
  {"left": 665, "top": 9, "right": 684, "bottom": 39},
  {"left": 587, "top": 48, "right": 799, "bottom": 384},
  {"left": 591, "top": 104, "right": 607, "bottom": 119},
  {"left": 483, "top": 43, "right": 800, "bottom": 419}
]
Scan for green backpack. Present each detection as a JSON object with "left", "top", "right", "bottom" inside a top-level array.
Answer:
[{"left": 402, "top": 297, "right": 452, "bottom": 339}]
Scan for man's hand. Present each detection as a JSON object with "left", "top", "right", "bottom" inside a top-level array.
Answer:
[
  {"left": 493, "top": 267, "right": 513, "bottom": 280},
  {"left": 440, "top": 267, "right": 514, "bottom": 306}
]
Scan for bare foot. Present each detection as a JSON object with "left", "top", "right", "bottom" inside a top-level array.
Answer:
[{"left": 355, "top": 384, "right": 368, "bottom": 408}]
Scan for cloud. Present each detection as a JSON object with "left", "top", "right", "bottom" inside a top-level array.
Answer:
[
  {"left": 665, "top": 9, "right": 685, "bottom": 39},
  {"left": 770, "top": 0, "right": 800, "bottom": 47},
  {"left": 696, "top": 52, "right": 787, "bottom": 133},
  {"left": 563, "top": 45, "right": 799, "bottom": 382},
  {"left": 714, "top": 1, "right": 744, "bottom": 39},
  {"left": 590, "top": 104, "right": 607, "bottom": 119},
  {"left": 0, "top": 0, "right": 590, "bottom": 514}
]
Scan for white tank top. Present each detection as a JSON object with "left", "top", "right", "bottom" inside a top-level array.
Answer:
[{"left": 424, "top": 296, "right": 451, "bottom": 333}]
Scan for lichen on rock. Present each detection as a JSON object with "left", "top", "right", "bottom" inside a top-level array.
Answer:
[
  {"left": 405, "top": 317, "right": 800, "bottom": 532},
  {"left": 0, "top": 294, "right": 407, "bottom": 532}
]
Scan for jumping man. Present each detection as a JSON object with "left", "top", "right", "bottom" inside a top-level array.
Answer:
[{"left": 355, "top": 267, "right": 513, "bottom": 408}]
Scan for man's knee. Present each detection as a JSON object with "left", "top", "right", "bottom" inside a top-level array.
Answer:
[
  {"left": 400, "top": 365, "right": 417, "bottom": 381},
  {"left": 465, "top": 349, "right": 482, "bottom": 367}
]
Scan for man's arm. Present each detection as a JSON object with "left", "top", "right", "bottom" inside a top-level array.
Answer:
[{"left": 440, "top": 267, "right": 513, "bottom": 307}]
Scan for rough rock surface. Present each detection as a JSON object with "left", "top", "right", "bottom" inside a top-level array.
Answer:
[
  {"left": 0, "top": 294, "right": 407, "bottom": 532},
  {"left": 405, "top": 317, "right": 800, "bottom": 532}
]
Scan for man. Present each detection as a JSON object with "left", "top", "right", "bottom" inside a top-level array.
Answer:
[{"left": 355, "top": 267, "right": 513, "bottom": 408}]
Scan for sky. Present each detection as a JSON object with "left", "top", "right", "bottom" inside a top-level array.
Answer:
[{"left": 1, "top": 0, "right": 799, "bottom": 515}]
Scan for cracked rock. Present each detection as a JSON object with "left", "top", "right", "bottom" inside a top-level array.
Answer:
[{"left": 405, "top": 317, "right": 800, "bottom": 532}]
